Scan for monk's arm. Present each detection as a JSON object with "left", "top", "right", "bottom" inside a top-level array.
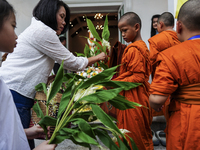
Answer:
[{"left": 149, "top": 94, "right": 168, "bottom": 111}]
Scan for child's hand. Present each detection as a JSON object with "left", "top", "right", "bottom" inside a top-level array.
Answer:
[
  {"left": 33, "top": 140, "right": 57, "bottom": 150},
  {"left": 155, "top": 105, "right": 164, "bottom": 112},
  {"left": 25, "top": 125, "right": 50, "bottom": 139}
]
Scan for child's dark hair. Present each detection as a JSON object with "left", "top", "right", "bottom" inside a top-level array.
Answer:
[
  {"left": 151, "top": 14, "right": 160, "bottom": 37},
  {"left": 119, "top": 12, "right": 142, "bottom": 28},
  {"left": 0, "top": 0, "right": 15, "bottom": 30},
  {"left": 59, "top": 36, "right": 66, "bottom": 42},
  {"left": 33, "top": 0, "right": 70, "bottom": 34}
]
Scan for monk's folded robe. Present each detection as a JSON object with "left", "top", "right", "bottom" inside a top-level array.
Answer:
[
  {"left": 150, "top": 39, "right": 200, "bottom": 150},
  {"left": 113, "top": 40, "right": 154, "bottom": 150}
]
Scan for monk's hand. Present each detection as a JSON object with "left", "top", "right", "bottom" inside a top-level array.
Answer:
[
  {"left": 155, "top": 105, "right": 164, "bottom": 112},
  {"left": 149, "top": 94, "right": 168, "bottom": 111}
]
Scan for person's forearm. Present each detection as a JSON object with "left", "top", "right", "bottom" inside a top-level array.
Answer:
[
  {"left": 149, "top": 94, "right": 168, "bottom": 111},
  {"left": 87, "top": 55, "right": 100, "bottom": 67}
]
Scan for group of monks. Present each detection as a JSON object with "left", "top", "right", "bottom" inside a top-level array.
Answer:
[{"left": 111, "top": 0, "right": 200, "bottom": 149}]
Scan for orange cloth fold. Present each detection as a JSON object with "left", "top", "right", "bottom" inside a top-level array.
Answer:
[
  {"left": 113, "top": 41, "right": 153, "bottom": 150},
  {"left": 150, "top": 39, "right": 200, "bottom": 150}
]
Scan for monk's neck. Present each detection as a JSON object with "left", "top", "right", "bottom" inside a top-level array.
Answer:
[
  {"left": 132, "top": 34, "right": 142, "bottom": 43},
  {"left": 165, "top": 28, "right": 175, "bottom": 32}
]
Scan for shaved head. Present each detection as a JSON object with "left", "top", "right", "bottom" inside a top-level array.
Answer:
[
  {"left": 119, "top": 12, "right": 142, "bottom": 29},
  {"left": 158, "top": 12, "right": 174, "bottom": 27},
  {"left": 178, "top": 0, "right": 200, "bottom": 31}
]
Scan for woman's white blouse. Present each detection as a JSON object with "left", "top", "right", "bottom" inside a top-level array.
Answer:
[{"left": 0, "top": 17, "right": 88, "bottom": 99}]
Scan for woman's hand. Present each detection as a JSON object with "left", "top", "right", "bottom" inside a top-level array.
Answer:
[
  {"left": 97, "top": 52, "right": 108, "bottom": 63},
  {"left": 87, "top": 52, "right": 108, "bottom": 67},
  {"left": 24, "top": 125, "right": 51, "bottom": 139},
  {"left": 33, "top": 140, "right": 57, "bottom": 150}
]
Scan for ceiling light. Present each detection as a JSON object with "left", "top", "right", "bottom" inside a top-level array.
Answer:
[{"left": 94, "top": 13, "right": 103, "bottom": 19}]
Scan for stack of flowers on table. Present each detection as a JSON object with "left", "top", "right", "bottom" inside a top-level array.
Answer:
[
  {"left": 32, "top": 16, "right": 143, "bottom": 150},
  {"left": 77, "top": 66, "right": 104, "bottom": 79}
]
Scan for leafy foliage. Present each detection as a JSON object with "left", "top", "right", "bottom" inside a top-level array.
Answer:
[{"left": 33, "top": 62, "right": 142, "bottom": 149}]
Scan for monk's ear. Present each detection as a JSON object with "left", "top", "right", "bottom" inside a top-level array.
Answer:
[
  {"left": 134, "top": 23, "right": 140, "bottom": 32},
  {"left": 176, "top": 21, "right": 182, "bottom": 34},
  {"left": 159, "top": 21, "right": 164, "bottom": 29}
]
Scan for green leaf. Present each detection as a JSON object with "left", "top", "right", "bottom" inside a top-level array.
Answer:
[
  {"left": 57, "top": 80, "right": 74, "bottom": 119},
  {"left": 49, "top": 127, "right": 75, "bottom": 144},
  {"left": 38, "top": 116, "right": 57, "bottom": 126},
  {"left": 102, "top": 15, "right": 110, "bottom": 41},
  {"left": 86, "top": 18, "right": 101, "bottom": 41},
  {"left": 99, "top": 81, "right": 141, "bottom": 91},
  {"left": 73, "top": 131, "right": 99, "bottom": 145},
  {"left": 103, "top": 45, "right": 107, "bottom": 54},
  {"left": 91, "top": 104, "right": 121, "bottom": 134},
  {"left": 73, "top": 111, "right": 97, "bottom": 122},
  {"left": 35, "top": 83, "right": 47, "bottom": 95},
  {"left": 78, "top": 87, "right": 123, "bottom": 104},
  {"left": 71, "top": 136, "right": 92, "bottom": 149},
  {"left": 95, "top": 129, "right": 119, "bottom": 150},
  {"left": 32, "top": 101, "right": 44, "bottom": 119},
  {"left": 83, "top": 44, "right": 91, "bottom": 57},
  {"left": 98, "top": 61, "right": 109, "bottom": 70},
  {"left": 129, "top": 137, "right": 139, "bottom": 150},
  {"left": 47, "top": 61, "right": 64, "bottom": 105},
  {"left": 70, "top": 118, "right": 96, "bottom": 140},
  {"left": 116, "top": 136, "right": 129, "bottom": 150},
  {"left": 94, "top": 46, "right": 101, "bottom": 55},
  {"left": 109, "top": 94, "right": 142, "bottom": 110},
  {"left": 50, "top": 135, "right": 69, "bottom": 144},
  {"left": 59, "top": 127, "right": 79, "bottom": 135}
]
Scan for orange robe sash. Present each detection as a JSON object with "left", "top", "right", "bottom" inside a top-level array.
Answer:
[{"left": 172, "top": 82, "right": 200, "bottom": 105}]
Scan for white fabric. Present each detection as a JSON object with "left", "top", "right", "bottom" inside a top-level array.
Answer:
[
  {"left": 0, "top": 17, "right": 88, "bottom": 99},
  {"left": 0, "top": 78, "right": 30, "bottom": 150}
]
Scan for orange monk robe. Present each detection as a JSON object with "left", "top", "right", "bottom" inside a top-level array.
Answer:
[
  {"left": 113, "top": 40, "right": 154, "bottom": 150},
  {"left": 148, "top": 30, "right": 181, "bottom": 117},
  {"left": 150, "top": 39, "right": 200, "bottom": 150},
  {"left": 148, "top": 30, "right": 180, "bottom": 67}
]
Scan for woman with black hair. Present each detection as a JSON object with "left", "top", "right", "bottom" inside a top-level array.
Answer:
[
  {"left": 150, "top": 14, "right": 160, "bottom": 37},
  {"left": 0, "top": 0, "right": 107, "bottom": 149}
]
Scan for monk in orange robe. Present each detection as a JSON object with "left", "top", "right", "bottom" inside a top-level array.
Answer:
[
  {"left": 114, "top": 12, "right": 153, "bottom": 150},
  {"left": 149, "top": 0, "right": 200, "bottom": 149},
  {"left": 148, "top": 12, "right": 181, "bottom": 117}
]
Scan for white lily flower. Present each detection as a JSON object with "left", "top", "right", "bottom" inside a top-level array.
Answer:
[
  {"left": 113, "top": 128, "right": 131, "bottom": 140},
  {"left": 73, "top": 85, "right": 99, "bottom": 103},
  {"left": 120, "top": 129, "right": 131, "bottom": 134},
  {"left": 102, "top": 38, "right": 111, "bottom": 51}
]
